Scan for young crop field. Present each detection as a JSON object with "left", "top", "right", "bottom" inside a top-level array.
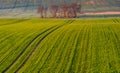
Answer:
[{"left": 0, "top": 18, "right": 120, "bottom": 73}]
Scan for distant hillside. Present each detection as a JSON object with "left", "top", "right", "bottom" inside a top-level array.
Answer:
[
  {"left": 0, "top": 0, "right": 119, "bottom": 11},
  {"left": 0, "top": 0, "right": 119, "bottom": 18}
]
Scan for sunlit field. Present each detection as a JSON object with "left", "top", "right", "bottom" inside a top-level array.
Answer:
[{"left": 0, "top": 18, "right": 120, "bottom": 73}]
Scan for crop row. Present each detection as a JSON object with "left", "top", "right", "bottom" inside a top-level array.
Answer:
[{"left": 0, "top": 18, "right": 120, "bottom": 73}]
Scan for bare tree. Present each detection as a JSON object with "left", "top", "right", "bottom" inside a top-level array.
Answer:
[
  {"left": 70, "top": 2, "right": 81, "bottom": 17},
  {"left": 76, "top": 2, "right": 81, "bottom": 13},
  {"left": 37, "top": 6, "right": 44, "bottom": 18},
  {"left": 61, "top": 4, "right": 68, "bottom": 18},
  {"left": 50, "top": 5, "right": 59, "bottom": 18}
]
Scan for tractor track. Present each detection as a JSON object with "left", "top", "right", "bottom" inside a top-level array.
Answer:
[
  {"left": 0, "top": 36, "right": 34, "bottom": 72},
  {"left": 0, "top": 31, "right": 37, "bottom": 65},
  {"left": 33, "top": 27, "right": 67, "bottom": 72},
  {"left": 2, "top": 20, "right": 74, "bottom": 73},
  {"left": 15, "top": 20, "right": 74, "bottom": 73},
  {"left": 37, "top": 26, "right": 71, "bottom": 73},
  {"left": 2, "top": 25, "right": 58, "bottom": 73}
]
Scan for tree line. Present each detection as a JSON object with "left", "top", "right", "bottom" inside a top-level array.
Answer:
[{"left": 37, "top": 2, "right": 81, "bottom": 18}]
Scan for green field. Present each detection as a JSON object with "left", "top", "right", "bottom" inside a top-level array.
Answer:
[{"left": 0, "top": 18, "right": 120, "bottom": 73}]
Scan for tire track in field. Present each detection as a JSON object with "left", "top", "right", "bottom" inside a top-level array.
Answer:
[
  {"left": 0, "top": 31, "right": 37, "bottom": 70},
  {"left": 2, "top": 20, "right": 74, "bottom": 73},
  {"left": 36, "top": 26, "right": 71, "bottom": 73},
  {"left": 15, "top": 20, "right": 74, "bottom": 72},
  {"left": 0, "top": 19, "right": 30, "bottom": 26},
  {"left": 33, "top": 27, "right": 67, "bottom": 72},
  {"left": 2, "top": 25, "right": 58, "bottom": 73}
]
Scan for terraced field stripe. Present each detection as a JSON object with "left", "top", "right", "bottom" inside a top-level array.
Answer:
[{"left": 15, "top": 20, "right": 74, "bottom": 72}]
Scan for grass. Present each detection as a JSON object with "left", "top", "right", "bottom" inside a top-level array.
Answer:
[{"left": 0, "top": 18, "right": 120, "bottom": 73}]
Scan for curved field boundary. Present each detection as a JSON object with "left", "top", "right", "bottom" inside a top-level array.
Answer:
[{"left": 2, "top": 20, "right": 74, "bottom": 73}]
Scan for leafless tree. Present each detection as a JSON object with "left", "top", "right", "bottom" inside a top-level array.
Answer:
[
  {"left": 37, "top": 6, "right": 44, "bottom": 18},
  {"left": 61, "top": 4, "right": 68, "bottom": 18},
  {"left": 50, "top": 5, "right": 59, "bottom": 18}
]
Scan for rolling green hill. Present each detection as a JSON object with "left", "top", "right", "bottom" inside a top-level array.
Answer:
[{"left": 0, "top": 18, "right": 120, "bottom": 73}]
